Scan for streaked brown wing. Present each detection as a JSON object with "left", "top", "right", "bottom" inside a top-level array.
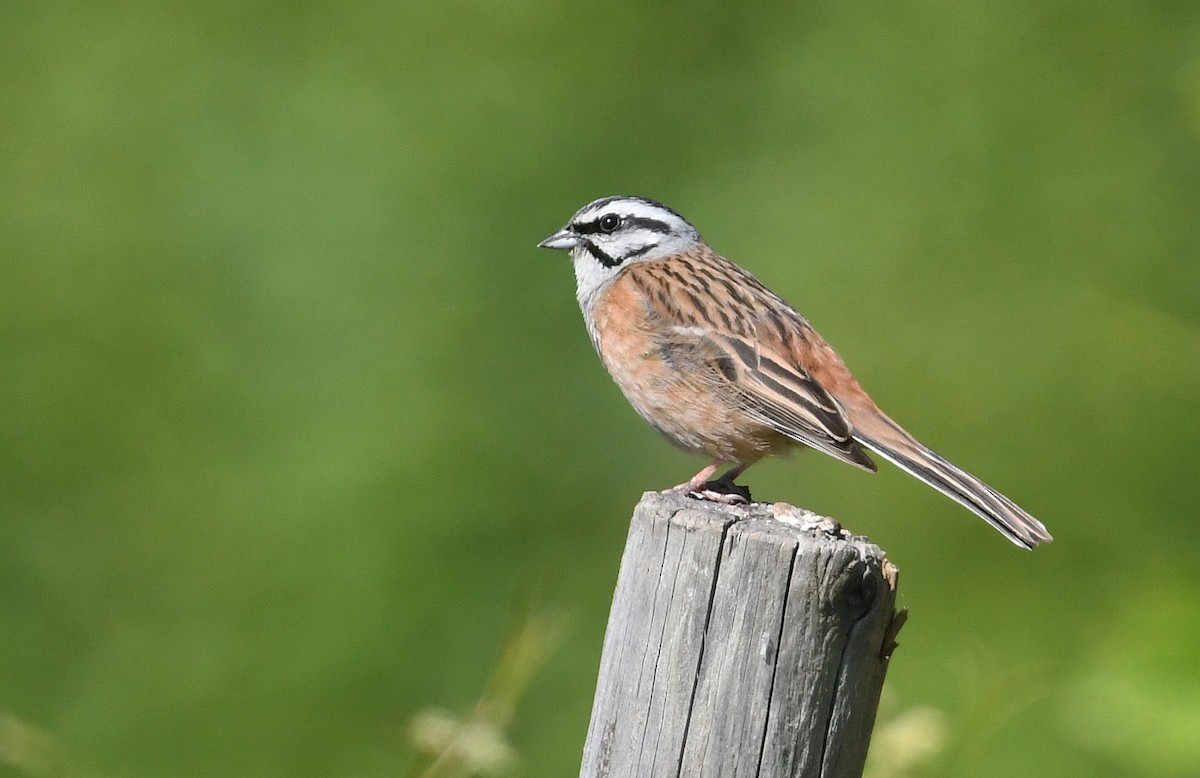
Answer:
[
  {"left": 652, "top": 322, "right": 876, "bottom": 472},
  {"left": 718, "top": 316, "right": 877, "bottom": 472}
]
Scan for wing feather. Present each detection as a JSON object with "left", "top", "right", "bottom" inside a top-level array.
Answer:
[{"left": 718, "top": 327, "right": 877, "bottom": 472}]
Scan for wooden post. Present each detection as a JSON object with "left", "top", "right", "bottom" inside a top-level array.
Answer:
[{"left": 580, "top": 492, "right": 902, "bottom": 778}]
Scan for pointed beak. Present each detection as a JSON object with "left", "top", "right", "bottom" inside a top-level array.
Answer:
[{"left": 537, "top": 225, "right": 582, "bottom": 251}]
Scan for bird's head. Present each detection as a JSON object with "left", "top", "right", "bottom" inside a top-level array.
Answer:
[{"left": 538, "top": 195, "right": 701, "bottom": 304}]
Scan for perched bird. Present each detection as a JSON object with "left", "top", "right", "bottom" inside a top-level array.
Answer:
[{"left": 538, "top": 195, "right": 1052, "bottom": 549}]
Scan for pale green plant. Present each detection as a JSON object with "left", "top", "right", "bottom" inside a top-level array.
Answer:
[
  {"left": 0, "top": 713, "right": 79, "bottom": 777},
  {"left": 406, "top": 610, "right": 568, "bottom": 778}
]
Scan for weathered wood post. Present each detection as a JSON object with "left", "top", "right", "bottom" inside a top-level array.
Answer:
[{"left": 580, "top": 491, "right": 902, "bottom": 778}]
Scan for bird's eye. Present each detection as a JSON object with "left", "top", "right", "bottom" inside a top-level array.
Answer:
[{"left": 599, "top": 214, "right": 621, "bottom": 233}]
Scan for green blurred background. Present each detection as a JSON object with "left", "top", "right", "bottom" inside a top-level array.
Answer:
[{"left": 3, "top": 2, "right": 1199, "bottom": 776}]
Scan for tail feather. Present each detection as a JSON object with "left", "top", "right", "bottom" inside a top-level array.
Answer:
[{"left": 852, "top": 413, "right": 1053, "bottom": 549}]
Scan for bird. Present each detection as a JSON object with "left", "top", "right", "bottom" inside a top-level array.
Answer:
[{"left": 537, "top": 195, "right": 1052, "bottom": 549}]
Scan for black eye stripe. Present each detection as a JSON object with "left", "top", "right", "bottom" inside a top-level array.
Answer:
[
  {"left": 572, "top": 220, "right": 605, "bottom": 235},
  {"left": 626, "top": 217, "right": 671, "bottom": 232},
  {"left": 573, "top": 216, "right": 672, "bottom": 235}
]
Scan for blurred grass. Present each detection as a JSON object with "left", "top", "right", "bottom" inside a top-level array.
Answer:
[
  {"left": 405, "top": 609, "right": 566, "bottom": 778},
  {"left": 2, "top": 1, "right": 1198, "bottom": 776}
]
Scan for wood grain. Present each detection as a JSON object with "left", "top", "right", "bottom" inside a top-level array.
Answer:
[{"left": 580, "top": 492, "right": 901, "bottom": 778}]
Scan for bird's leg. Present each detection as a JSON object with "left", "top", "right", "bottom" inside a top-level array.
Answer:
[
  {"left": 701, "top": 462, "right": 752, "bottom": 503},
  {"left": 665, "top": 461, "right": 753, "bottom": 505},
  {"left": 665, "top": 461, "right": 724, "bottom": 496}
]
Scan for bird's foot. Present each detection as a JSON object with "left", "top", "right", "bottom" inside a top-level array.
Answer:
[
  {"left": 663, "top": 477, "right": 752, "bottom": 505},
  {"left": 688, "top": 486, "right": 751, "bottom": 505},
  {"left": 696, "top": 476, "right": 752, "bottom": 504},
  {"left": 664, "top": 461, "right": 753, "bottom": 505}
]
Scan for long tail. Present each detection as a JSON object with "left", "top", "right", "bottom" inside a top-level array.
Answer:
[{"left": 851, "top": 411, "right": 1053, "bottom": 549}]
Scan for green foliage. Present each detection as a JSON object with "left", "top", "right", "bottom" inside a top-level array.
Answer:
[{"left": 2, "top": 1, "right": 1198, "bottom": 775}]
